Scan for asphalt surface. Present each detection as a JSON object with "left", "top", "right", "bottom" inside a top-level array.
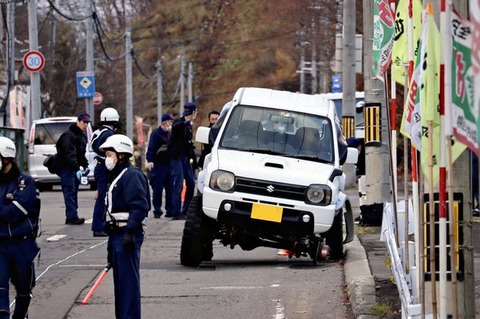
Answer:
[{"left": 27, "top": 185, "right": 477, "bottom": 318}]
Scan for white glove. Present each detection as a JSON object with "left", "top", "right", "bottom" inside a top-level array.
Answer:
[{"left": 146, "top": 162, "right": 154, "bottom": 170}]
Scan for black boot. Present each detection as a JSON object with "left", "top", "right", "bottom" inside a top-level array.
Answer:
[{"left": 12, "top": 294, "right": 31, "bottom": 319}]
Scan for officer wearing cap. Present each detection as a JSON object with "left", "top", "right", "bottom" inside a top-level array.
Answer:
[
  {"left": 99, "top": 134, "right": 150, "bottom": 319},
  {"left": 56, "top": 113, "right": 91, "bottom": 225},
  {"left": 168, "top": 102, "right": 197, "bottom": 220},
  {"left": 146, "top": 113, "right": 174, "bottom": 218},
  {"left": 0, "top": 136, "right": 40, "bottom": 319},
  {"left": 90, "top": 108, "right": 120, "bottom": 237}
]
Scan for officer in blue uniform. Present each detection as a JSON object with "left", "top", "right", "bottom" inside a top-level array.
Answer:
[
  {"left": 99, "top": 134, "right": 150, "bottom": 319},
  {"left": 168, "top": 102, "right": 197, "bottom": 220},
  {"left": 90, "top": 108, "right": 120, "bottom": 236},
  {"left": 146, "top": 113, "right": 174, "bottom": 218},
  {"left": 0, "top": 137, "right": 40, "bottom": 319}
]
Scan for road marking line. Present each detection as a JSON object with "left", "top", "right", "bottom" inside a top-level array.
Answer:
[
  {"left": 46, "top": 234, "right": 67, "bottom": 242},
  {"left": 36, "top": 240, "right": 107, "bottom": 281},
  {"left": 200, "top": 286, "right": 264, "bottom": 290},
  {"left": 273, "top": 299, "right": 285, "bottom": 319}
]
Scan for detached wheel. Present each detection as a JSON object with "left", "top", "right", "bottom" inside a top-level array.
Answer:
[
  {"left": 180, "top": 195, "right": 204, "bottom": 267},
  {"left": 325, "top": 211, "right": 344, "bottom": 260}
]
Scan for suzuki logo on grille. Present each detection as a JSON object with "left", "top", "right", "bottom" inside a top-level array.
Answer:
[{"left": 266, "top": 185, "right": 275, "bottom": 193}]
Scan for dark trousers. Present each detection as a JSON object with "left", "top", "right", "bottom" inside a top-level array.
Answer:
[
  {"left": 149, "top": 162, "right": 173, "bottom": 216},
  {"left": 0, "top": 237, "right": 39, "bottom": 319},
  {"left": 60, "top": 167, "right": 80, "bottom": 221},
  {"left": 108, "top": 229, "right": 144, "bottom": 319},
  {"left": 170, "top": 157, "right": 195, "bottom": 217},
  {"left": 92, "top": 164, "right": 108, "bottom": 232}
]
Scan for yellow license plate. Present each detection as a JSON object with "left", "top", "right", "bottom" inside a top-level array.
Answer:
[{"left": 251, "top": 203, "right": 283, "bottom": 223}]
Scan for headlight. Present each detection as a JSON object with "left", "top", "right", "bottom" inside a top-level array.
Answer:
[
  {"left": 305, "top": 184, "right": 331, "bottom": 205},
  {"left": 209, "top": 170, "right": 235, "bottom": 192}
]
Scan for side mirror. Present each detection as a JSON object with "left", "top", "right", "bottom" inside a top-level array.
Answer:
[
  {"left": 195, "top": 126, "right": 210, "bottom": 144},
  {"left": 344, "top": 147, "right": 359, "bottom": 164}
]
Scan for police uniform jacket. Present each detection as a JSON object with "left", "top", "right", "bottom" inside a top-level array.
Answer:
[
  {"left": 168, "top": 116, "right": 194, "bottom": 159},
  {"left": 56, "top": 123, "right": 89, "bottom": 171},
  {"left": 91, "top": 125, "right": 115, "bottom": 164},
  {"left": 0, "top": 162, "right": 40, "bottom": 239},
  {"left": 107, "top": 162, "right": 151, "bottom": 231},
  {"left": 146, "top": 127, "right": 170, "bottom": 164}
]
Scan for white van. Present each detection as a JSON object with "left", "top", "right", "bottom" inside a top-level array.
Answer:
[{"left": 28, "top": 117, "right": 96, "bottom": 191}]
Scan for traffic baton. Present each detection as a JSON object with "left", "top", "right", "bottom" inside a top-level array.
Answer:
[{"left": 81, "top": 263, "right": 111, "bottom": 304}]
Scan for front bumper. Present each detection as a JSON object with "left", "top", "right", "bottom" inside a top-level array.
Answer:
[{"left": 217, "top": 199, "right": 315, "bottom": 237}]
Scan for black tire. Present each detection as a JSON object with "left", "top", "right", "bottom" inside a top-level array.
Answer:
[
  {"left": 180, "top": 195, "right": 205, "bottom": 267},
  {"left": 37, "top": 183, "right": 53, "bottom": 192},
  {"left": 325, "top": 210, "right": 344, "bottom": 260}
]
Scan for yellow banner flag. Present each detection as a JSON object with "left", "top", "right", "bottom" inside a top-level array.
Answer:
[{"left": 392, "top": 0, "right": 422, "bottom": 84}]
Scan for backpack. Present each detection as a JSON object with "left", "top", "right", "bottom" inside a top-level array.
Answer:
[{"left": 43, "top": 153, "right": 61, "bottom": 175}]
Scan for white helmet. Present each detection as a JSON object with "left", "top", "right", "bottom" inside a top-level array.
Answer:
[
  {"left": 99, "top": 134, "right": 133, "bottom": 156},
  {"left": 100, "top": 107, "right": 120, "bottom": 122},
  {"left": 0, "top": 137, "right": 16, "bottom": 158}
]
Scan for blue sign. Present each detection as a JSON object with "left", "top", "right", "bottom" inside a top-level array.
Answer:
[
  {"left": 331, "top": 74, "right": 342, "bottom": 93},
  {"left": 76, "top": 71, "right": 95, "bottom": 98}
]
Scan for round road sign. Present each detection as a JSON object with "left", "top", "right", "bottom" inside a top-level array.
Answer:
[
  {"left": 23, "top": 50, "right": 45, "bottom": 72},
  {"left": 93, "top": 92, "right": 103, "bottom": 105}
]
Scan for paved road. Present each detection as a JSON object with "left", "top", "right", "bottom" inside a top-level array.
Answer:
[{"left": 15, "top": 188, "right": 355, "bottom": 319}]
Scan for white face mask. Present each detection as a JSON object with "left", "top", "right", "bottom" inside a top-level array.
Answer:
[
  {"left": 166, "top": 125, "right": 172, "bottom": 132},
  {"left": 105, "top": 156, "right": 117, "bottom": 171}
]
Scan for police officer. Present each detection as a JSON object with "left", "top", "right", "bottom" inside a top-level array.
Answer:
[
  {"left": 0, "top": 137, "right": 40, "bottom": 319},
  {"left": 99, "top": 134, "right": 150, "bottom": 319},
  {"left": 56, "top": 113, "right": 91, "bottom": 225},
  {"left": 146, "top": 113, "right": 173, "bottom": 218},
  {"left": 90, "top": 108, "right": 120, "bottom": 236},
  {"left": 168, "top": 102, "right": 197, "bottom": 220}
]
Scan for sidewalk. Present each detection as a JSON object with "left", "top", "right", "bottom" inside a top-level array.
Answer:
[{"left": 344, "top": 187, "right": 401, "bottom": 319}]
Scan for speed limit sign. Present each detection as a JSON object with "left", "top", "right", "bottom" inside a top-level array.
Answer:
[{"left": 23, "top": 50, "right": 45, "bottom": 72}]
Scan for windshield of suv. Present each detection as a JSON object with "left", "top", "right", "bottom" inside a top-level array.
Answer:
[{"left": 219, "top": 105, "right": 334, "bottom": 163}]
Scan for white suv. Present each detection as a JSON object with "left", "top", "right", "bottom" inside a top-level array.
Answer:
[
  {"left": 28, "top": 117, "right": 96, "bottom": 191},
  {"left": 180, "top": 87, "right": 358, "bottom": 267}
]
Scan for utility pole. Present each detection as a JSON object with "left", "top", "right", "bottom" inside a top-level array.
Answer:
[
  {"left": 156, "top": 49, "right": 163, "bottom": 127},
  {"left": 28, "top": 0, "right": 41, "bottom": 125},
  {"left": 362, "top": 0, "right": 390, "bottom": 205},
  {"left": 85, "top": 0, "right": 94, "bottom": 124},
  {"left": 180, "top": 55, "right": 185, "bottom": 114},
  {"left": 3, "top": 2, "right": 15, "bottom": 126},
  {"left": 300, "top": 43, "right": 306, "bottom": 93},
  {"left": 188, "top": 61, "right": 193, "bottom": 103},
  {"left": 125, "top": 28, "right": 133, "bottom": 140},
  {"left": 342, "top": 0, "right": 355, "bottom": 123},
  {"left": 311, "top": 17, "right": 317, "bottom": 94}
]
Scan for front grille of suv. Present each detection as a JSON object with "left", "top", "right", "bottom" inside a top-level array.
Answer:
[{"left": 235, "top": 177, "right": 306, "bottom": 201}]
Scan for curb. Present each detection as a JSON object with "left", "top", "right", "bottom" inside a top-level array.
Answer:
[{"left": 344, "top": 235, "right": 379, "bottom": 319}]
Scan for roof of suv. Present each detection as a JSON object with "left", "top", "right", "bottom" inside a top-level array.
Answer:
[{"left": 233, "top": 87, "right": 335, "bottom": 117}]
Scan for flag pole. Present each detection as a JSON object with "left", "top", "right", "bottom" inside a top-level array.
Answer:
[
  {"left": 424, "top": 4, "right": 437, "bottom": 317},
  {"left": 443, "top": 1, "right": 459, "bottom": 317},
  {"left": 407, "top": 0, "right": 423, "bottom": 308},
  {"left": 427, "top": 120, "right": 438, "bottom": 318},
  {"left": 437, "top": 0, "right": 448, "bottom": 316}
]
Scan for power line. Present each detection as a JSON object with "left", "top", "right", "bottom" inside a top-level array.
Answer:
[{"left": 45, "top": 0, "right": 91, "bottom": 22}]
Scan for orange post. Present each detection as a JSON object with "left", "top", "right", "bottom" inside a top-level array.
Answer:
[{"left": 181, "top": 179, "right": 186, "bottom": 202}]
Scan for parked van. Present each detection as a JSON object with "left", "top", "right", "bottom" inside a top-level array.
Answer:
[{"left": 28, "top": 117, "right": 96, "bottom": 191}]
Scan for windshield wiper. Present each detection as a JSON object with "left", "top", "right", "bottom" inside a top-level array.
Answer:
[{"left": 295, "top": 156, "right": 332, "bottom": 164}]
